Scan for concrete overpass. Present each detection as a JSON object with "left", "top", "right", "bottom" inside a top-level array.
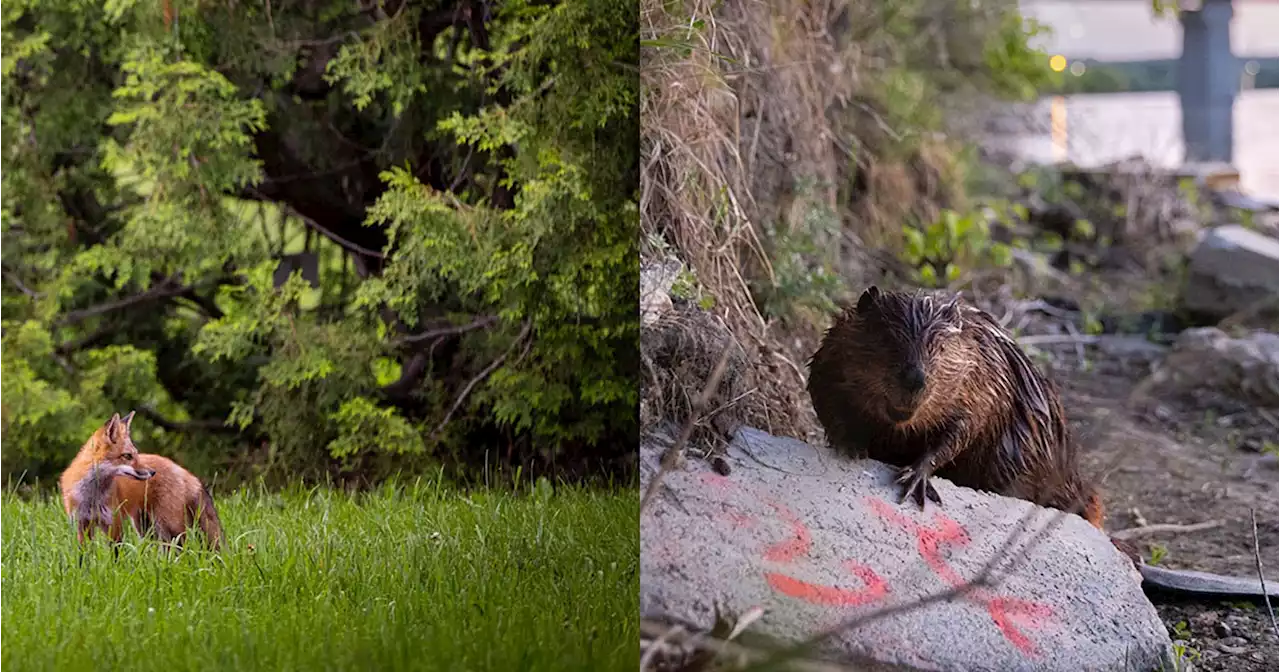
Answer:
[{"left": 1024, "top": 0, "right": 1280, "bottom": 164}]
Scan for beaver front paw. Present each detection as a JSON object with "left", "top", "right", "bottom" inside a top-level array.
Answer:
[{"left": 895, "top": 463, "right": 942, "bottom": 510}]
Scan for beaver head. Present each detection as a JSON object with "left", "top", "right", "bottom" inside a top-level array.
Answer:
[{"left": 843, "top": 286, "right": 971, "bottom": 425}]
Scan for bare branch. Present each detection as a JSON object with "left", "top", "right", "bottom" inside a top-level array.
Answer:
[
  {"left": 1251, "top": 508, "right": 1280, "bottom": 640},
  {"left": 54, "top": 280, "right": 190, "bottom": 325},
  {"left": 2, "top": 270, "right": 41, "bottom": 298},
  {"left": 395, "top": 315, "right": 499, "bottom": 345},
  {"left": 134, "top": 404, "right": 238, "bottom": 434},
  {"left": 429, "top": 320, "right": 533, "bottom": 439},
  {"left": 1111, "top": 520, "right": 1224, "bottom": 541},
  {"left": 640, "top": 346, "right": 733, "bottom": 514},
  {"left": 243, "top": 186, "right": 386, "bottom": 259}
]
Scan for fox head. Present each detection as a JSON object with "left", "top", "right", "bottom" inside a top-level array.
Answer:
[{"left": 89, "top": 411, "right": 156, "bottom": 481}]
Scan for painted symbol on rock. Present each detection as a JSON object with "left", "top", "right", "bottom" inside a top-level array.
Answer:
[
  {"left": 865, "top": 497, "right": 1055, "bottom": 656},
  {"left": 760, "top": 500, "right": 889, "bottom": 606},
  {"left": 693, "top": 471, "right": 1054, "bottom": 657}
]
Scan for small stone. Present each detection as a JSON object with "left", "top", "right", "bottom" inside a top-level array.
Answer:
[
  {"left": 1216, "top": 643, "right": 1247, "bottom": 655},
  {"left": 1212, "top": 622, "right": 1232, "bottom": 638},
  {"left": 710, "top": 455, "right": 731, "bottom": 476},
  {"left": 1218, "top": 636, "right": 1247, "bottom": 647}
]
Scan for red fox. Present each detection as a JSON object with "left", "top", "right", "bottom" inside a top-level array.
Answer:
[{"left": 59, "top": 411, "right": 224, "bottom": 551}]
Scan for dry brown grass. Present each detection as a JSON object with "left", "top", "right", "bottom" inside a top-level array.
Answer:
[
  {"left": 639, "top": 0, "right": 974, "bottom": 444},
  {"left": 639, "top": 0, "right": 818, "bottom": 442}
]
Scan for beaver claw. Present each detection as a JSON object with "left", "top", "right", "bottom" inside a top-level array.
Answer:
[{"left": 895, "top": 465, "right": 942, "bottom": 510}]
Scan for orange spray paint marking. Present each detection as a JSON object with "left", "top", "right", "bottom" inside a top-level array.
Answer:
[
  {"left": 865, "top": 497, "right": 1054, "bottom": 657},
  {"left": 762, "top": 501, "right": 811, "bottom": 563},
  {"left": 699, "top": 473, "right": 735, "bottom": 491},
  {"left": 694, "top": 472, "right": 891, "bottom": 612},
  {"left": 983, "top": 596, "right": 1055, "bottom": 657},
  {"left": 765, "top": 562, "right": 889, "bottom": 607}
]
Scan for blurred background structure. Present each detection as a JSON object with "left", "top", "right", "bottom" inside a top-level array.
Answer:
[{"left": 1010, "top": 0, "right": 1278, "bottom": 200}]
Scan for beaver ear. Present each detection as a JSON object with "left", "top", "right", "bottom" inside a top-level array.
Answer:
[
  {"left": 942, "top": 298, "right": 964, "bottom": 331},
  {"left": 856, "top": 286, "right": 881, "bottom": 313}
]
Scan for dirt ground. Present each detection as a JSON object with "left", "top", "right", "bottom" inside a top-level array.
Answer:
[{"left": 1043, "top": 341, "right": 1278, "bottom": 672}]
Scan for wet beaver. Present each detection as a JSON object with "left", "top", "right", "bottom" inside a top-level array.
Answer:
[{"left": 806, "top": 285, "right": 1104, "bottom": 529}]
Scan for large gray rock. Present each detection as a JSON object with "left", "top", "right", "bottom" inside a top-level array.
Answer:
[
  {"left": 1150, "top": 327, "right": 1280, "bottom": 407},
  {"left": 641, "top": 427, "right": 1175, "bottom": 672},
  {"left": 1182, "top": 224, "right": 1279, "bottom": 321}
]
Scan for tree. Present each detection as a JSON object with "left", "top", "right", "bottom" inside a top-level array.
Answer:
[{"left": 1, "top": 0, "right": 639, "bottom": 485}]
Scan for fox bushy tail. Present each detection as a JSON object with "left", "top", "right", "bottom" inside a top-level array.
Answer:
[{"left": 190, "top": 485, "right": 224, "bottom": 551}]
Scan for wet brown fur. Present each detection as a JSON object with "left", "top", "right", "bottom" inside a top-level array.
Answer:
[
  {"left": 60, "top": 411, "right": 224, "bottom": 551},
  {"left": 807, "top": 286, "right": 1105, "bottom": 529}
]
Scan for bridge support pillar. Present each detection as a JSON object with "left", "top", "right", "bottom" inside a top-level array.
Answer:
[{"left": 1178, "top": 0, "right": 1238, "bottom": 164}]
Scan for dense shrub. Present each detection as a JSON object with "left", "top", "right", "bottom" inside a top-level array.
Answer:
[{"left": 2, "top": 0, "right": 638, "bottom": 486}]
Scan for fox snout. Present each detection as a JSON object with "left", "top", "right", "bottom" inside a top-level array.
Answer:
[{"left": 120, "top": 465, "right": 156, "bottom": 480}]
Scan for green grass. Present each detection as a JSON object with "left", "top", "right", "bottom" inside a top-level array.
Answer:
[{"left": 1, "top": 478, "right": 639, "bottom": 671}]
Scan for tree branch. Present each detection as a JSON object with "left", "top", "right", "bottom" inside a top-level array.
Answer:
[
  {"left": 55, "top": 326, "right": 113, "bottom": 354},
  {"left": 135, "top": 404, "right": 239, "bottom": 434},
  {"left": 54, "top": 279, "right": 190, "bottom": 325},
  {"left": 379, "top": 315, "right": 504, "bottom": 400},
  {"left": 2, "top": 268, "right": 43, "bottom": 298},
  {"left": 429, "top": 320, "right": 532, "bottom": 439},
  {"left": 395, "top": 315, "right": 499, "bottom": 345}
]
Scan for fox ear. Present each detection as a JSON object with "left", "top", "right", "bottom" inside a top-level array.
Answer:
[
  {"left": 106, "top": 413, "right": 123, "bottom": 442},
  {"left": 123, "top": 410, "right": 136, "bottom": 431}
]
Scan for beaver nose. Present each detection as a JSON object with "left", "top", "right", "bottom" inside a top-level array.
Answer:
[{"left": 902, "top": 366, "right": 926, "bottom": 393}]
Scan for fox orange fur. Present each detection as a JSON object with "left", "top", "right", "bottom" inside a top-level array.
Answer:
[{"left": 59, "top": 411, "right": 224, "bottom": 550}]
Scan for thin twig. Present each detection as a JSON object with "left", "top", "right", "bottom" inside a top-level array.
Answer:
[
  {"left": 640, "top": 619, "right": 859, "bottom": 672},
  {"left": 395, "top": 315, "right": 499, "bottom": 345},
  {"left": 639, "top": 623, "right": 685, "bottom": 671},
  {"left": 1250, "top": 508, "right": 1279, "bottom": 640},
  {"left": 429, "top": 321, "right": 532, "bottom": 439},
  {"left": 1064, "top": 320, "right": 1087, "bottom": 370},
  {"left": 243, "top": 187, "right": 385, "bottom": 259},
  {"left": 1017, "top": 334, "right": 1101, "bottom": 346},
  {"left": 55, "top": 280, "right": 189, "bottom": 325},
  {"left": 640, "top": 347, "right": 733, "bottom": 515},
  {"left": 2, "top": 269, "right": 43, "bottom": 298},
  {"left": 1110, "top": 520, "right": 1224, "bottom": 541}
]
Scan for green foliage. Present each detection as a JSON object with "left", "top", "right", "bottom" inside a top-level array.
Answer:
[
  {"left": 753, "top": 178, "right": 843, "bottom": 322},
  {"left": 899, "top": 209, "right": 1013, "bottom": 288},
  {"left": 981, "top": 13, "right": 1061, "bottom": 101},
  {"left": 1148, "top": 543, "right": 1169, "bottom": 566},
  {"left": 856, "top": 0, "right": 1060, "bottom": 149},
  {"left": 1, "top": 0, "right": 638, "bottom": 485},
  {"left": 801, "top": 0, "right": 1059, "bottom": 297}
]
